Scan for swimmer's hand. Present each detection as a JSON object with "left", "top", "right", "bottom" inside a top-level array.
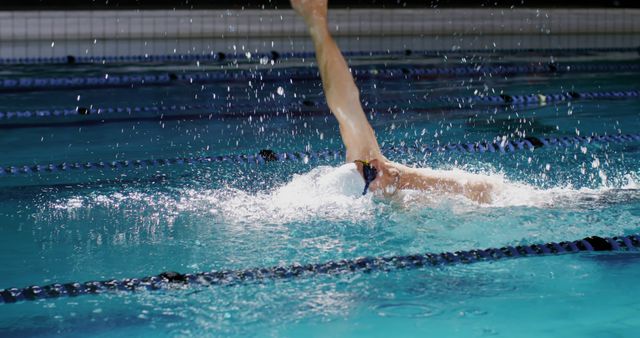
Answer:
[{"left": 290, "top": 0, "right": 328, "bottom": 25}]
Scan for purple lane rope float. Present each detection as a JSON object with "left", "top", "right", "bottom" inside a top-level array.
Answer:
[
  {"left": 0, "top": 133, "right": 638, "bottom": 177},
  {"left": 1, "top": 62, "right": 639, "bottom": 93},
  {"left": 1, "top": 46, "right": 638, "bottom": 65},
  {"left": 0, "top": 89, "right": 637, "bottom": 122},
  {"left": 1, "top": 234, "right": 637, "bottom": 304}
]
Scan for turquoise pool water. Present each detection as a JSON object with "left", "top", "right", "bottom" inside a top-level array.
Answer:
[{"left": 1, "top": 52, "right": 640, "bottom": 337}]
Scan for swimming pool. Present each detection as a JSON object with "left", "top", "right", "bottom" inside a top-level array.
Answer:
[{"left": 1, "top": 49, "right": 640, "bottom": 337}]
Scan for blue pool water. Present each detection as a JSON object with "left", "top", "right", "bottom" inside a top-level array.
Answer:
[{"left": 1, "top": 51, "right": 640, "bottom": 337}]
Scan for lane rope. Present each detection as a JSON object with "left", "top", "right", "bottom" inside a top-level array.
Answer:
[
  {"left": 1, "top": 133, "right": 638, "bottom": 177},
  {"left": 1, "top": 62, "right": 639, "bottom": 93},
  {"left": 1, "top": 47, "right": 638, "bottom": 65},
  {"left": 1, "top": 89, "right": 637, "bottom": 122},
  {"left": 1, "top": 233, "right": 637, "bottom": 304}
]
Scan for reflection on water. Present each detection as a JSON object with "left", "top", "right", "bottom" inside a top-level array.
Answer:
[{"left": 1, "top": 56, "right": 640, "bottom": 337}]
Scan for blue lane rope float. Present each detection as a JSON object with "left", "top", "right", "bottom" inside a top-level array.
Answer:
[
  {"left": 1, "top": 89, "right": 637, "bottom": 122},
  {"left": 1, "top": 233, "right": 637, "bottom": 304},
  {"left": 1, "top": 62, "right": 639, "bottom": 93},
  {"left": 0, "top": 47, "right": 638, "bottom": 65},
  {"left": 1, "top": 133, "right": 639, "bottom": 178},
  {"left": 440, "top": 89, "right": 640, "bottom": 106}
]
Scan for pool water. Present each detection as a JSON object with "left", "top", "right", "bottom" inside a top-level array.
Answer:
[{"left": 1, "top": 51, "right": 640, "bottom": 337}]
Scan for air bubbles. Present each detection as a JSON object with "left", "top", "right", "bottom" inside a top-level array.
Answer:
[{"left": 276, "top": 86, "right": 285, "bottom": 96}]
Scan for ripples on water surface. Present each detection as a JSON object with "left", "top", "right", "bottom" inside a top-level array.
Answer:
[{"left": 1, "top": 55, "right": 640, "bottom": 337}]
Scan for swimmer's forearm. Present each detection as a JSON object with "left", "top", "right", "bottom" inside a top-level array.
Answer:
[
  {"left": 309, "top": 25, "right": 359, "bottom": 109},
  {"left": 307, "top": 19, "right": 383, "bottom": 160},
  {"left": 308, "top": 22, "right": 368, "bottom": 134}
]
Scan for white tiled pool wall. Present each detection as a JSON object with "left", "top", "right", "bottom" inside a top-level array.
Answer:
[{"left": 0, "top": 8, "right": 639, "bottom": 59}]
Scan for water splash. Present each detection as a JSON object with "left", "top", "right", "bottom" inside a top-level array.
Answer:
[
  {"left": 44, "top": 164, "right": 376, "bottom": 225},
  {"left": 43, "top": 164, "right": 640, "bottom": 226},
  {"left": 175, "top": 164, "right": 376, "bottom": 224}
]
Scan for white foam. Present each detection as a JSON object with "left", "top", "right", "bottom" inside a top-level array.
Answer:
[
  {"left": 489, "top": 170, "right": 640, "bottom": 208},
  {"left": 194, "top": 163, "right": 377, "bottom": 224},
  {"left": 43, "top": 164, "right": 640, "bottom": 224}
]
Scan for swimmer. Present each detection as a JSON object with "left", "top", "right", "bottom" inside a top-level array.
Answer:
[{"left": 291, "top": 0, "right": 493, "bottom": 203}]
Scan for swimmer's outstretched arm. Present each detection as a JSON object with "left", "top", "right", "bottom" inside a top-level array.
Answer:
[
  {"left": 291, "top": 0, "right": 493, "bottom": 203},
  {"left": 291, "top": 0, "right": 382, "bottom": 163}
]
